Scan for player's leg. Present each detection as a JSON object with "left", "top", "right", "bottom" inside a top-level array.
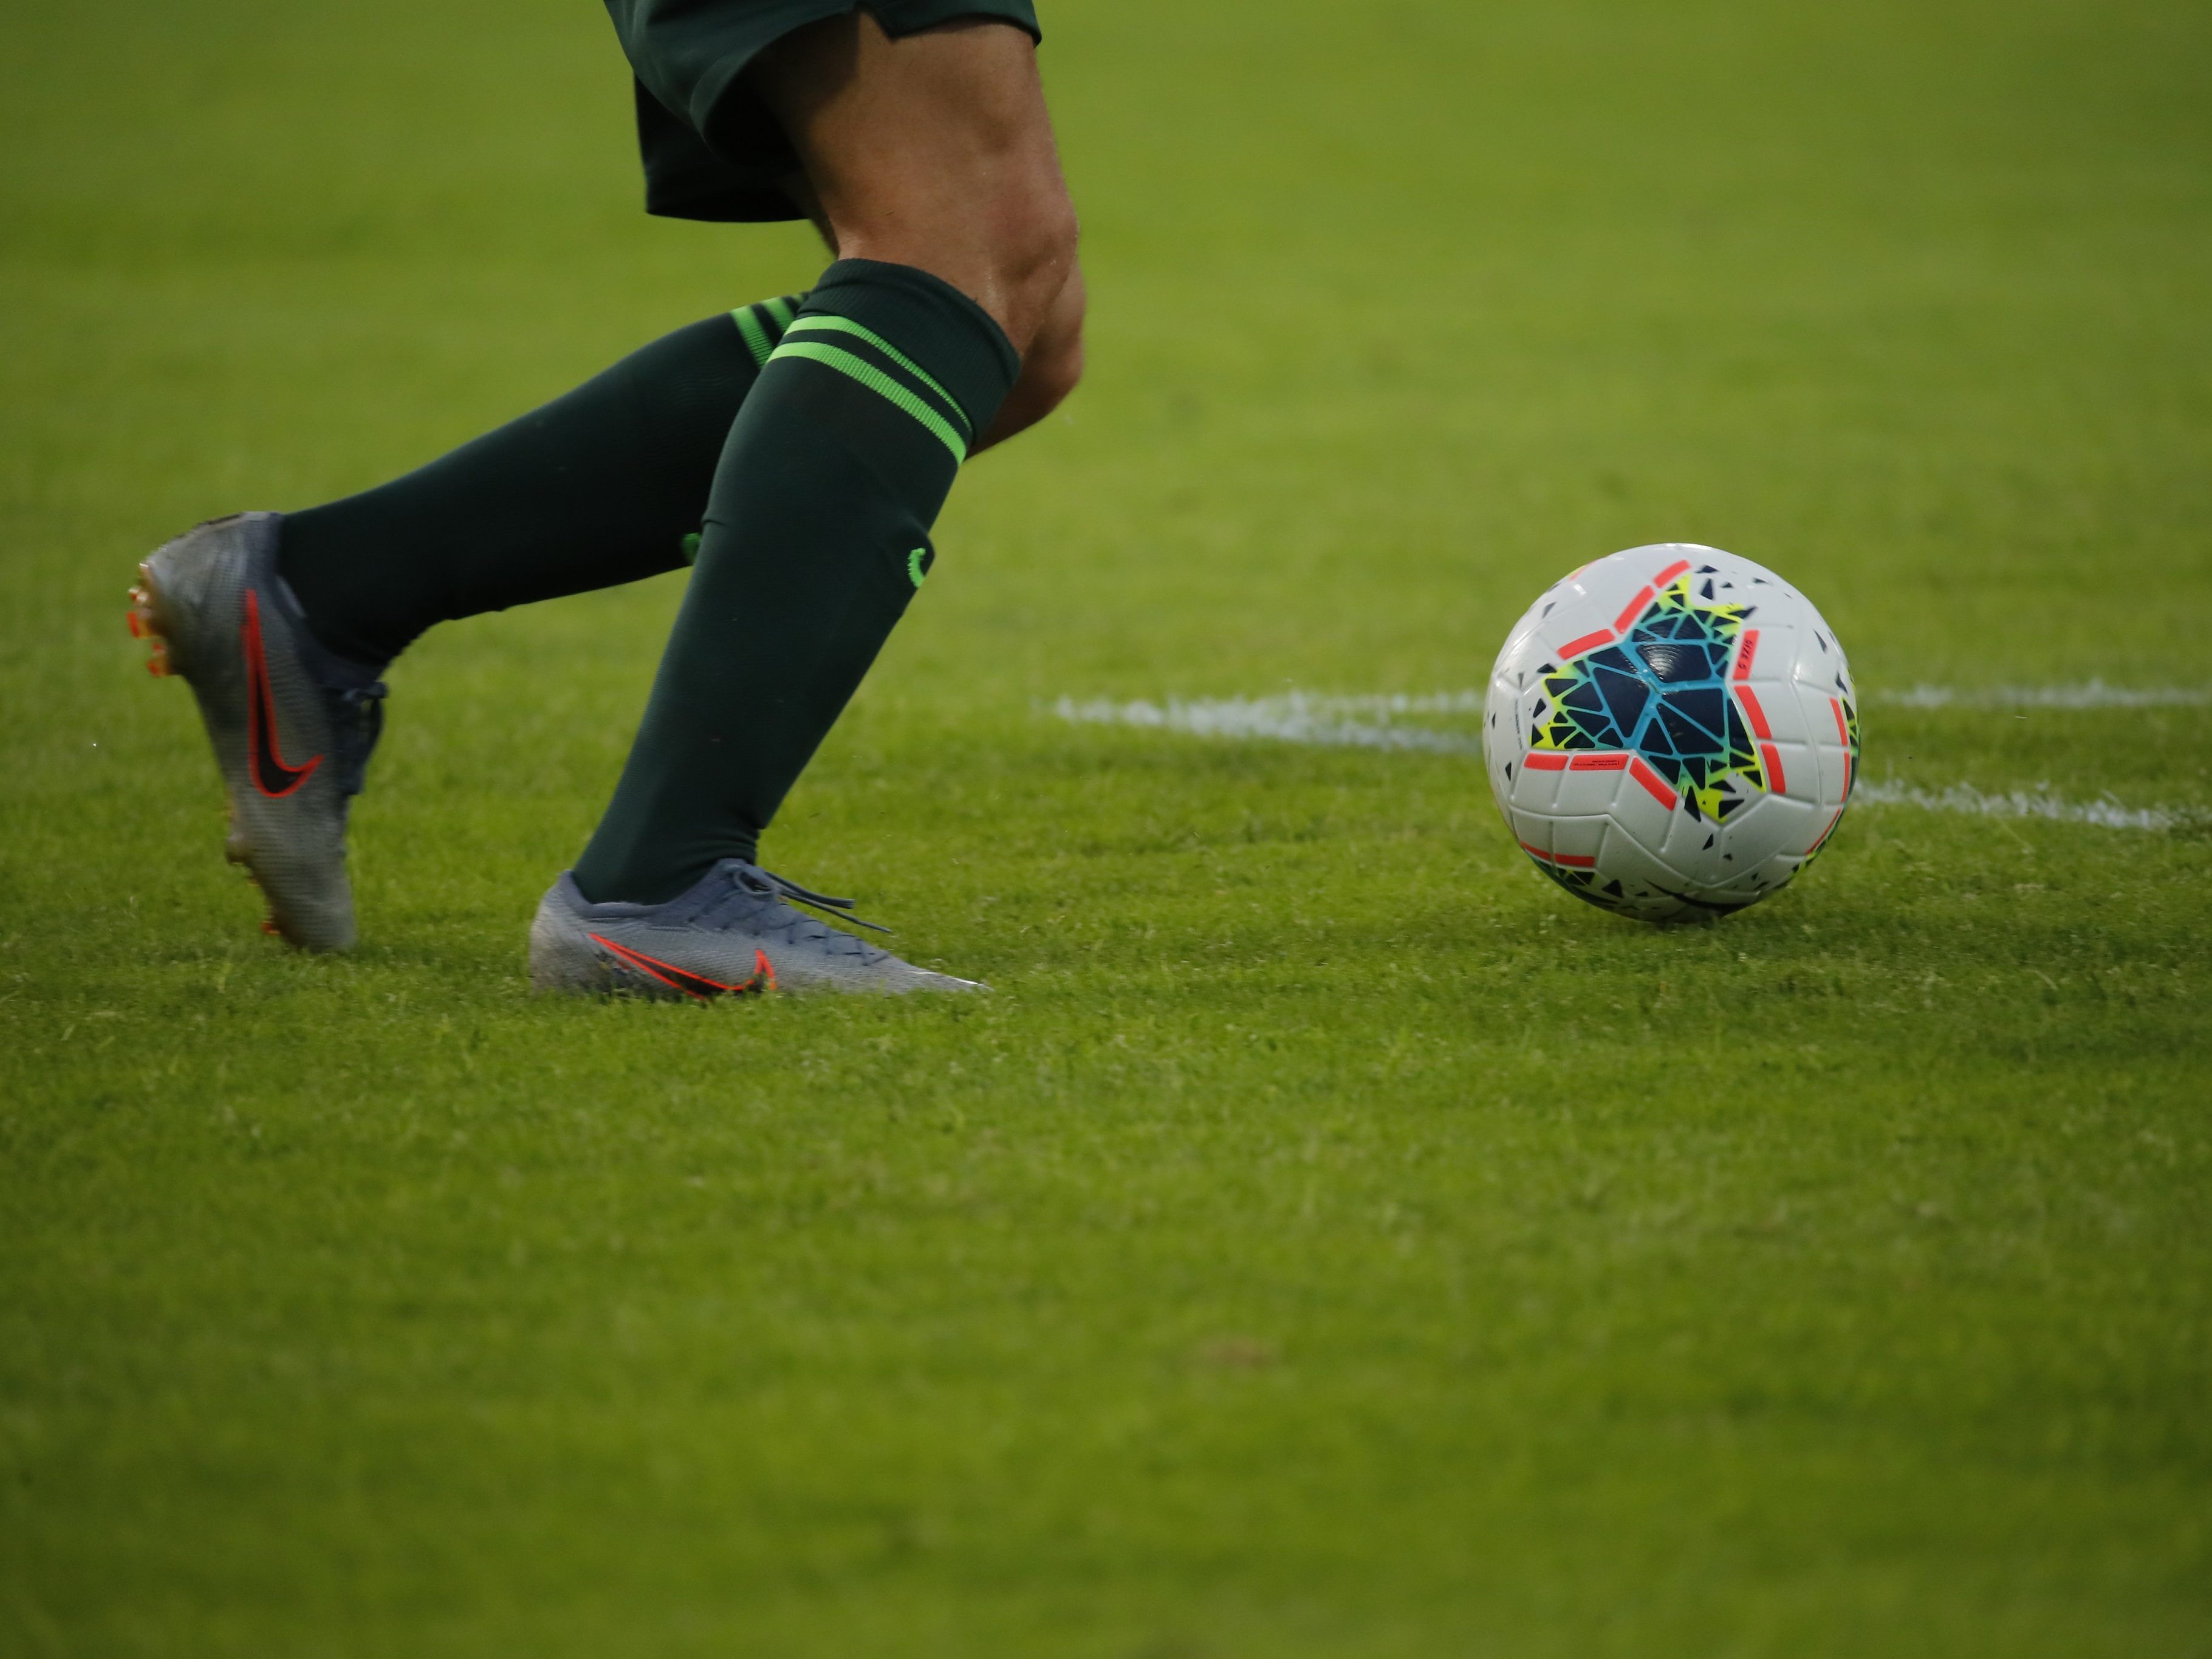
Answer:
[
  {"left": 276, "top": 297, "right": 807, "bottom": 669},
  {"left": 743, "top": 15, "right": 1080, "bottom": 349},
  {"left": 777, "top": 161, "right": 1084, "bottom": 454},
  {"left": 128, "top": 298, "right": 807, "bottom": 951},
  {"left": 979, "top": 258, "right": 1084, "bottom": 450},
  {"left": 539, "top": 12, "right": 1080, "bottom": 992}
]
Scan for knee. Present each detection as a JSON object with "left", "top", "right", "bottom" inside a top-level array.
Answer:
[
  {"left": 987, "top": 326, "right": 1081, "bottom": 446},
  {"left": 1024, "top": 314, "right": 1084, "bottom": 416},
  {"left": 984, "top": 183, "right": 1080, "bottom": 355},
  {"left": 976, "top": 261, "right": 1083, "bottom": 450},
  {"left": 1021, "top": 251, "right": 1085, "bottom": 401}
]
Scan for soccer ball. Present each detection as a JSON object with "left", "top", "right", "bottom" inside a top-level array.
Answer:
[{"left": 1483, "top": 544, "right": 1860, "bottom": 920}]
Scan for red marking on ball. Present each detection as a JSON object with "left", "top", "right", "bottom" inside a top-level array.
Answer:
[
  {"left": 1733, "top": 629, "right": 1760, "bottom": 681},
  {"left": 1520, "top": 841, "right": 1597, "bottom": 869},
  {"left": 1759, "top": 742, "right": 1787, "bottom": 793},
  {"left": 1629, "top": 756, "right": 1678, "bottom": 807}
]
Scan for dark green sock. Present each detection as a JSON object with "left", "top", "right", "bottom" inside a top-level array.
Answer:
[
  {"left": 278, "top": 298, "right": 805, "bottom": 667},
  {"left": 572, "top": 259, "right": 1020, "bottom": 905}
]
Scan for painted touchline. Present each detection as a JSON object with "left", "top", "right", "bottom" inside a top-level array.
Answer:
[
  {"left": 1050, "top": 694, "right": 2199, "bottom": 832},
  {"left": 1063, "top": 683, "right": 2207, "bottom": 722},
  {"left": 1847, "top": 781, "right": 2185, "bottom": 833},
  {"left": 1878, "top": 681, "right": 2209, "bottom": 709},
  {"left": 1052, "top": 694, "right": 1483, "bottom": 756}
]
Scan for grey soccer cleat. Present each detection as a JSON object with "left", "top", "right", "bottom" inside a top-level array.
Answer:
[
  {"left": 530, "top": 860, "right": 985, "bottom": 999},
  {"left": 129, "top": 513, "right": 386, "bottom": 953}
]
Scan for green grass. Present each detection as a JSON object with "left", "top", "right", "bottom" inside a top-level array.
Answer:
[{"left": 4, "top": 0, "right": 2211, "bottom": 1652}]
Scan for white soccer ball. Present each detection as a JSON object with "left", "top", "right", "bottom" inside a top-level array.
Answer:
[{"left": 1483, "top": 544, "right": 1860, "bottom": 920}]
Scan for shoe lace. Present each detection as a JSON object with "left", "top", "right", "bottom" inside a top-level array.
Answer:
[{"left": 734, "top": 864, "right": 891, "bottom": 933}]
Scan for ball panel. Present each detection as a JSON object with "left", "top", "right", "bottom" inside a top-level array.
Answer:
[
  {"left": 1786, "top": 677, "right": 1855, "bottom": 810},
  {"left": 1507, "top": 809, "right": 1610, "bottom": 871},
  {"left": 1598, "top": 754, "right": 1682, "bottom": 850},
  {"left": 1707, "top": 789, "right": 1822, "bottom": 870}
]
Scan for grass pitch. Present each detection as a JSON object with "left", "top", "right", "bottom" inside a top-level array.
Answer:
[{"left": 4, "top": 1, "right": 2210, "bottom": 1653}]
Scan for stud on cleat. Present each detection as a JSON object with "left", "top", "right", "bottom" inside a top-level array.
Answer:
[{"left": 128, "top": 583, "right": 173, "bottom": 674}]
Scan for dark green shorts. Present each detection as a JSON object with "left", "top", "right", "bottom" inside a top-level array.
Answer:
[{"left": 605, "top": 0, "right": 1043, "bottom": 224}]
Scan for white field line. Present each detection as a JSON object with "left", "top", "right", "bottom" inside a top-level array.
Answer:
[
  {"left": 1875, "top": 681, "right": 2209, "bottom": 709},
  {"left": 1849, "top": 780, "right": 2185, "bottom": 832},
  {"left": 1051, "top": 693, "right": 2200, "bottom": 832},
  {"left": 1056, "top": 684, "right": 2208, "bottom": 727},
  {"left": 1052, "top": 694, "right": 1484, "bottom": 756}
]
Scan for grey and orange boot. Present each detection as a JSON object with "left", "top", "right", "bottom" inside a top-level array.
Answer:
[
  {"left": 529, "top": 860, "right": 984, "bottom": 999},
  {"left": 129, "top": 513, "right": 386, "bottom": 952}
]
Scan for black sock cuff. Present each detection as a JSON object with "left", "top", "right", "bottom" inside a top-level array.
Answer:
[
  {"left": 726, "top": 293, "right": 807, "bottom": 368},
  {"left": 800, "top": 259, "right": 1021, "bottom": 448},
  {"left": 268, "top": 559, "right": 390, "bottom": 688}
]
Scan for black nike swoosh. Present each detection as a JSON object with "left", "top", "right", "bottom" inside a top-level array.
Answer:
[{"left": 241, "top": 589, "right": 322, "bottom": 798}]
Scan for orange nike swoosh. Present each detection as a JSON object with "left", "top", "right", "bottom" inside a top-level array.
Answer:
[{"left": 589, "top": 934, "right": 775, "bottom": 999}]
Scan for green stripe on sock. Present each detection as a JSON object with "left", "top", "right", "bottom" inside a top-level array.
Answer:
[
  {"left": 763, "top": 295, "right": 796, "bottom": 329},
  {"left": 768, "top": 340, "right": 968, "bottom": 462},
  {"left": 781, "top": 315, "right": 970, "bottom": 436},
  {"left": 731, "top": 306, "right": 773, "bottom": 367}
]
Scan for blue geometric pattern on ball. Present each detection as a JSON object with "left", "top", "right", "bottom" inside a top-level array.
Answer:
[{"left": 1532, "top": 569, "right": 1769, "bottom": 821}]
